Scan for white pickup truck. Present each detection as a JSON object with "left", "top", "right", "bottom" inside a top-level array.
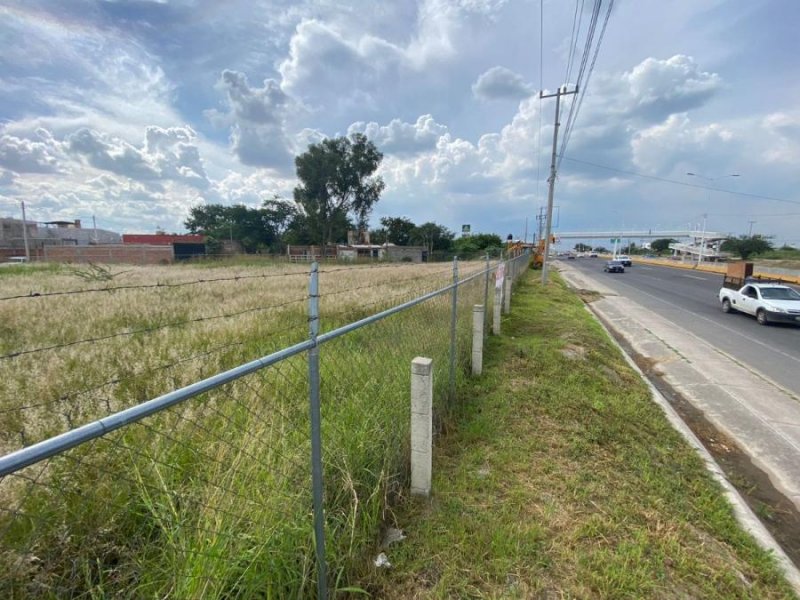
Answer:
[{"left": 719, "top": 282, "right": 800, "bottom": 325}]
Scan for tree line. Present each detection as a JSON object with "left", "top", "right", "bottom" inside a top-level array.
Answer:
[{"left": 185, "top": 133, "right": 503, "bottom": 257}]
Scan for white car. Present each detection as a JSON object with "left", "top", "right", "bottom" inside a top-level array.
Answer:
[
  {"left": 615, "top": 255, "right": 632, "bottom": 266},
  {"left": 719, "top": 283, "right": 800, "bottom": 325}
]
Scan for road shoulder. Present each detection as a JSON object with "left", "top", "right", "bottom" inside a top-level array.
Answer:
[{"left": 558, "top": 261, "right": 800, "bottom": 576}]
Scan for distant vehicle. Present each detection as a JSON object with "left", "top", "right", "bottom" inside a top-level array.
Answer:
[
  {"left": 588, "top": 251, "right": 598, "bottom": 258},
  {"left": 604, "top": 260, "right": 625, "bottom": 273},
  {"left": 615, "top": 254, "right": 632, "bottom": 266},
  {"left": 567, "top": 254, "right": 576, "bottom": 259},
  {"left": 7, "top": 256, "right": 28, "bottom": 263},
  {"left": 719, "top": 282, "right": 800, "bottom": 326}
]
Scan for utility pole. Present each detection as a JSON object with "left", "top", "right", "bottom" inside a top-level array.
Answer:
[
  {"left": 20, "top": 200, "right": 30, "bottom": 262},
  {"left": 523, "top": 217, "right": 528, "bottom": 244},
  {"left": 748, "top": 220, "right": 756, "bottom": 236},
  {"left": 540, "top": 85, "right": 578, "bottom": 284}
]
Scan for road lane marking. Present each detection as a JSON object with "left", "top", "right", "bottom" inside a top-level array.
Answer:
[
  {"left": 680, "top": 274, "right": 708, "bottom": 280},
  {"left": 609, "top": 278, "right": 800, "bottom": 368}
]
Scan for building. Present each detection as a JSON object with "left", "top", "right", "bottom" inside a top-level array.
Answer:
[
  {"left": 122, "top": 234, "right": 207, "bottom": 260},
  {"left": 0, "top": 217, "right": 121, "bottom": 261}
]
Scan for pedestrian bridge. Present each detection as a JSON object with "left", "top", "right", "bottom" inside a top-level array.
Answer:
[{"left": 556, "top": 230, "right": 730, "bottom": 260}]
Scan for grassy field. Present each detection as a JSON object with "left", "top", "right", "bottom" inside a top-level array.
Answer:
[
  {"left": 359, "top": 271, "right": 796, "bottom": 599},
  {"left": 0, "top": 258, "right": 489, "bottom": 598}
]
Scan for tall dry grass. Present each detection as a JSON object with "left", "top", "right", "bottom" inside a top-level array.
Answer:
[{"left": 0, "top": 258, "right": 491, "bottom": 597}]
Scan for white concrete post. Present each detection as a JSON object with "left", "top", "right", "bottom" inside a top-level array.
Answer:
[
  {"left": 493, "top": 285, "right": 502, "bottom": 335},
  {"left": 503, "top": 272, "right": 512, "bottom": 314},
  {"left": 411, "top": 357, "right": 433, "bottom": 497},
  {"left": 472, "top": 305, "right": 484, "bottom": 376}
]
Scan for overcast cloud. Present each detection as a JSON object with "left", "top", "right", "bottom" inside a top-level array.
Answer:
[{"left": 1, "top": 0, "right": 798, "bottom": 246}]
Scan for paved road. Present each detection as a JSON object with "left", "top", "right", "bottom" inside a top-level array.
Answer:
[{"left": 565, "top": 258, "right": 800, "bottom": 398}]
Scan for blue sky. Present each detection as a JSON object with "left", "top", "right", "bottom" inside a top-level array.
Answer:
[{"left": 1, "top": 0, "right": 799, "bottom": 247}]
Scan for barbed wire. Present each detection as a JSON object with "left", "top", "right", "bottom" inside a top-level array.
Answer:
[
  {"left": 320, "top": 265, "right": 455, "bottom": 299},
  {"left": 0, "top": 327, "right": 294, "bottom": 416},
  {"left": 0, "top": 295, "right": 307, "bottom": 361},
  {"left": 0, "top": 269, "right": 310, "bottom": 302},
  {"left": 0, "top": 260, "right": 452, "bottom": 302}
]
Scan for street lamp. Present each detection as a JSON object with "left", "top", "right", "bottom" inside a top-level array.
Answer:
[{"left": 686, "top": 172, "right": 741, "bottom": 264}]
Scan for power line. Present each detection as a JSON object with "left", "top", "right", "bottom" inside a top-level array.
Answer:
[
  {"left": 564, "top": 0, "right": 584, "bottom": 85},
  {"left": 535, "top": 0, "right": 545, "bottom": 223},
  {"left": 559, "top": 0, "right": 614, "bottom": 168},
  {"left": 561, "top": 155, "right": 800, "bottom": 206}
]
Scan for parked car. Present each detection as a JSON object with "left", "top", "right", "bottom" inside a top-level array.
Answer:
[
  {"left": 615, "top": 254, "right": 632, "bottom": 266},
  {"left": 604, "top": 260, "right": 625, "bottom": 273}
]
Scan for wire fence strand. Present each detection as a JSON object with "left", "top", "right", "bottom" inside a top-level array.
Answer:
[{"left": 0, "top": 253, "right": 531, "bottom": 598}]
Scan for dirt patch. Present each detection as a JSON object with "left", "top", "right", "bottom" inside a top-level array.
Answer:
[
  {"left": 560, "top": 344, "right": 587, "bottom": 360},
  {"left": 575, "top": 288, "right": 604, "bottom": 303}
]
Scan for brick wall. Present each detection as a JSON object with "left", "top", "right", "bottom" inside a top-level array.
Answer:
[{"left": 42, "top": 244, "right": 173, "bottom": 265}]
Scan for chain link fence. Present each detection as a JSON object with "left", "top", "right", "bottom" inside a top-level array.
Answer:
[{"left": 0, "top": 253, "right": 530, "bottom": 598}]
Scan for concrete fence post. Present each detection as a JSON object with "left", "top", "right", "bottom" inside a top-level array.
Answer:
[
  {"left": 493, "top": 284, "right": 502, "bottom": 335},
  {"left": 472, "top": 305, "right": 484, "bottom": 376},
  {"left": 411, "top": 357, "right": 433, "bottom": 497},
  {"left": 503, "top": 270, "right": 512, "bottom": 314}
]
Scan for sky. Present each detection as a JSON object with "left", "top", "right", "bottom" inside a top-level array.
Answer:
[{"left": 1, "top": 0, "right": 799, "bottom": 248}]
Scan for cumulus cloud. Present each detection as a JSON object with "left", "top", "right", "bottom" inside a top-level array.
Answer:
[
  {"left": 67, "top": 126, "right": 209, "bottom": 188},
  {"left": 631, "top": 113, "right": 735, "bottom": 173},
  {"left": 209, "top": 70, "right": 295, "bottom": 171},
  {"left": 472, "top": 66, "right": 535, "bottom": 100},
  {"left": 347, "top": 115, "right": 448, "bottom": 155},
  {"left": 624, "top": 55, "right": 722, "bottom": 121},
  {"left": 0, "top": 129, "right": 66, "bottom": 174},
  {"left": 69, "top": 128, "right": 159, "bottom": 179}
]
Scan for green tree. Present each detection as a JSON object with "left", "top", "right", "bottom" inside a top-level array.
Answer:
[
  {"left": 453, "top": 233, "right": 503, "bottom": 256},
  {"left": 411, "top": 222, "right": 454, "bottom": 255},
  {"left": 651, "top": 238, "right": 677, "bottom": 254},
  {"left": 369, "top": 227, "right": 387, "bottom": 245},
  {"left": 185, "top": 199, "right": 298, "bottom": 253},
  {"left": 574, "top": 243, "right": 592, "bottom": 252},
  {"left": 721, "top": 235, "right": 774, "bottom": 260},
  {"left": 293, "top": 133, "right": 385, "bottom": 247},
  {"left": 380, "top": 216, "right": 416, "bottom": 245}
]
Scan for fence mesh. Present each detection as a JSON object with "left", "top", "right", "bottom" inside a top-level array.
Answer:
[{"left": 0, "top": 255, "right": 527, "bottom": 597}]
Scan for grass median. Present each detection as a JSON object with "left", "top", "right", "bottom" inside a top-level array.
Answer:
[{"left": 358, "top": 270, "right": 796, "bottom": 599}]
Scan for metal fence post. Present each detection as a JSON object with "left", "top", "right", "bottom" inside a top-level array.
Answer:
[
  {"left": 483, "top": 253, "right": 490, "bottom": 340},
  {"left": 449, "top": 256, "right": 459, "bottom": 400},
  {"left": 308, "top": 262, "right": 327, "bottom": 599},
  {"left": 472, "top": 305, "right": 484, "bottom": 376}
]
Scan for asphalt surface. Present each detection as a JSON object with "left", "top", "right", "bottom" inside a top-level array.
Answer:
[{"left": 564, "top": 258, "right": 800, "bottom": 398}]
